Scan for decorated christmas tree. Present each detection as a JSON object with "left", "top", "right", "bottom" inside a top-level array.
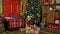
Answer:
[{"left": 24, "top": 0, "right": 42, "bottom": 27}]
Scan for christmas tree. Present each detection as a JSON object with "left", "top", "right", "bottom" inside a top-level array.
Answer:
[{"left": 24, "top": 0, "right": 42, "bottom": 27}]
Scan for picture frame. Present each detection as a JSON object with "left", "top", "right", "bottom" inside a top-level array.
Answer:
[
  {"left": 56, "top": 0, "right": 60, "bottom": 4},
  {"left": 56, "top": 6, "right": 60, "bottom": 10}
]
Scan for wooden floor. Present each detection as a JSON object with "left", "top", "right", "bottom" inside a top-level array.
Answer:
[
  {"left": 40, "top": 28, "right": 60, "bottom": 34},
  {"left": 6, "top": 31, "right": 26, "bottom": 34},
  {"left": 4, "top": 28, "right": 60, "bottom": 34}
]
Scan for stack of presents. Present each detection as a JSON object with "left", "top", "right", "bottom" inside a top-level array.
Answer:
[{"left": 3, "top": 0, "right": 25, "bottom": 31}]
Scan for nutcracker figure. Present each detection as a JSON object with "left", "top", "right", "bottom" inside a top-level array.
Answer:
[{"left": 26, "top": 16, "right": 31, "bottom": 26}]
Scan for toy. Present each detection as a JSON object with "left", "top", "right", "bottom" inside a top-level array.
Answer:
[
  {"left": 26, "top": 16, "right": 31, "bottom": 26},
  {"left": 30, "top": 24, "right": 40, "bottom": 34},
  {"left": 26, "top": 24, "right": 31, "bottom": 34}
]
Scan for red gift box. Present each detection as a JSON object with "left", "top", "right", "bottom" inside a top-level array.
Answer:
[
  {"left": 16, "top": 19, "right": 21, "bottom": 27},
  {"left": 48, "top": 23, "right": 53, "bottom": 28},
  {"left": 9, "top": 19, "right": 16, "bottom": 28},
  {"left": 53, "top": 24, "right": 59, "bottom": 30},
  {"left": 48, "top": 23, "right": 59, "bottom": 30},
  {"left": 16, "top": 19, "right": 24, "bottom": 28},
  {"left": 21, "top": 19, "right": 24, "bottom": 27},
  {"left": 8, "top": 18, "right": 25, "bottom": 28}
]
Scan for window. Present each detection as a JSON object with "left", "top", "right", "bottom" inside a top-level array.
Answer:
[{"left": 56, "top": 0, "right": 60, "bottom": 4}]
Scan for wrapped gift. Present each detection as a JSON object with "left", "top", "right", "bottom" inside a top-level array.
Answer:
[
  {"left": 48, "top": 24, "right": 52, "bottom": 28},
  {"left": 34, "top": 30, "right": 39, "bottom": 34},
  {"left": 16, "top": 19, "right": 22, "bottom": 28},
  {"left": 20, "top": 28, "right": 26, "bottom": 32},
  {"left": 48, "top": 23, "right": 59, "bottom": 30},
  {"left": 30, "top": 29, "right": 34, "bottom": 34},
  {"left": 34, "top": 27, "right": 40, "bottom": 34},
  {"left": 53, "top": 24, "right": 59, "bottom": 30},
  {"left": 21, "top": 19, "right": 24, "bottom": 27},
  {"left": 26, "top": 24, "right": 31, "bottom": 34},
  {"left": 16, "top": 19, "right": 24, "bottom": 28},
  {"left": 48, "top": 23, "right": 54, "bottom": 28},
  {"left": 9, "top": 19, "right": 16, "bottom": 28}
]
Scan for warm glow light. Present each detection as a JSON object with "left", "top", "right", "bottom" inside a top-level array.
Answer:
[{"left": 50, "top": 7, "right": 53, "bottom": 10}]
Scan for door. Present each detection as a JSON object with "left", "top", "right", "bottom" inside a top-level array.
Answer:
[{"left": 4, "top": 0, "right": 19, "bottom": 17}]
